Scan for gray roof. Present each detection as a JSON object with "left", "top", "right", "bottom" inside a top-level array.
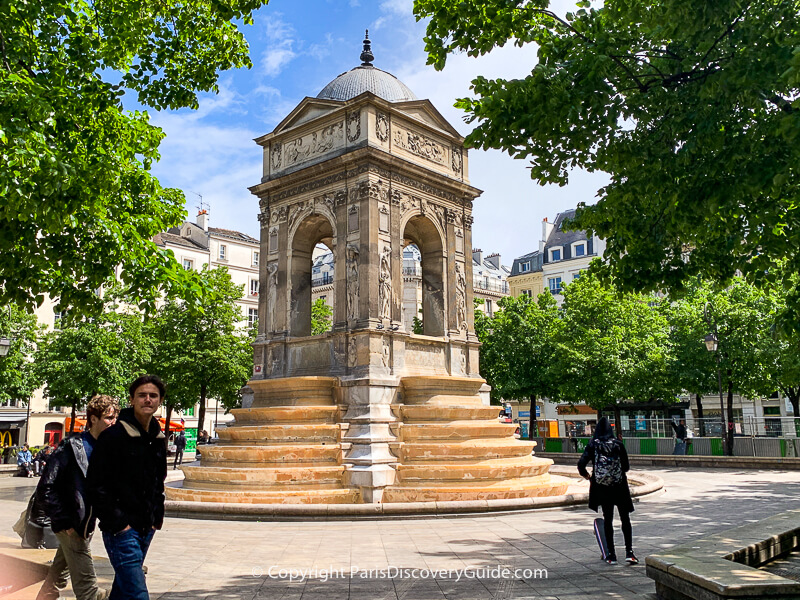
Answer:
[
  {"left": 544, "top": 209, "right": 588, "bottom": 250},
  {"left": 509, "top": 251, "right": 543, "bottom": 277},
  {"left": 317, "top": 65, "right": 417, "bottom": 102}
]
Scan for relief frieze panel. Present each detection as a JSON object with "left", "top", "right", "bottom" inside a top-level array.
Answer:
[
  {"left": 284, "top": 120, "right": 345, "bottom": 168},
  {"left": 393, "top": 126, "right": 447, "bottom": 166}
]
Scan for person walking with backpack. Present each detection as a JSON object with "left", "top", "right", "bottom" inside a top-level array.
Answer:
[
  {"left": 172, "top": 431, "right": 186, "bottom": 470},
  {"left": 578, "top": 417, "right": 638, "bottom": 565}
]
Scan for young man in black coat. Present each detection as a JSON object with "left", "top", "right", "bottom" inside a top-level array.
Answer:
[
  {"left": 172, "top": 431, "right": 186, "bottom": 470},
  {"left": 36, "top": 395, "right": 119, "bottom": 600},
  {"left": 87, "top": 375, "right": 167, "bottom": 600},
  {"left": 578, "top": 417, "right": 638, "bottom": 565}
]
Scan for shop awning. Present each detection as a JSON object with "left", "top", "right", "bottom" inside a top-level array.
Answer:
[
  {"left": 64, "top": 417, "right": 87, "bottom": 432},
  {"left": 158, "top": 418, "right": 185, "bottom": 432},
  {"left": 557, "top": 404, "right": 598, "bottom": 416}
]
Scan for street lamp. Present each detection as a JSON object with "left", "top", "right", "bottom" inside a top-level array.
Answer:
[
  {"left": 0, "top": 337, "right": 11, "bottom": 356},
  {"left": 703, "top": 313, "right": 727, "bottom": 455}
]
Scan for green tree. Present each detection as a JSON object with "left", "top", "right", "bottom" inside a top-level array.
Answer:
[
  {"left": 0, "top": 305, "right": 44, "bottom": 405},
  {"left": 36, "top": 308, "right": 150, "bottom": 434},
  {"left": 146, "top": 267, "right": 251, "bottom": 437},
  {"left": 311, "top": 298, "right": 333, "bottom": 336},
  {"left": 474, "top": 294, "right": 561, "bottom": 438},
  {"left": 0, "top": 0, "right": 269, "bottom": 314},
  {"left": 549, "top": 272, "right": 675, "bottom": 430},
  {"left": 415, "top": 0, "right": 800, "bottom": 327}
]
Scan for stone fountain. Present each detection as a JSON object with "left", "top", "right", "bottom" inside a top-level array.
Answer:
[{"left": 167, "top": 33, "right": 569, "bottom": 510}]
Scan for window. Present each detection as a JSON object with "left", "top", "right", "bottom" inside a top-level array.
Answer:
[
  {"left": 249, "top": 279, "right": 259, "bottom": 296},
  {"left": 219, "top": 244, "right": 227, "bottom": 260},
  {"left": 486, "top": 299, "right": 493, "bottom": 316},
  {"left": 183, "top": 259, "right": 194, "bottom": 271},
  {"left": 549, "top": 277, "right": 562, "bottom": 295},
  {"left": 184, "top": 406, "right": 195, "bottom": 417},
  {"left": 187, "top": 227, "right": 192, "bottom": 236},
  {"left": 549, "top": 248, "right": 562, "bottom": 262},
  {"left": 520, "top": 262, "right": 530, "bottom": 273},
  {"left": 572, "top": 272, "right": 581, "bottom": 280},
  {"left": 248, "top": 308, "right": 258, "bottom": 328},
  {"left": 54, "top": 310, "right": 67, "bottom": 330},
  {"left": 573, "top": 243, "right": 586, "bottom": 257},
  {"left": 521, "top": 289, "right": 532, "bottom": 298},
  {"left": 253, "top": 251, "right": 259, "bottom": 267}
]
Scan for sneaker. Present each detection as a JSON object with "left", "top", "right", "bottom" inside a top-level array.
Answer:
[
  {"left": 626, "top": 551, "right": 639, "bottom": 565},
  {"left": 606, "top": 554, "right": 618, "bottom": 565}
]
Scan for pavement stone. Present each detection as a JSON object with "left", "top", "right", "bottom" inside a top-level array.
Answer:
[{"left": 2, "top": 468, "right": 800, "bottom": 598}]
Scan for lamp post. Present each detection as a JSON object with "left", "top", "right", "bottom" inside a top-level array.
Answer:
[
  {"left": 0, "top": 337, "right": 11, "bottom": 357},
  {"left": 704, "top": 329, "right": 727, "bottom": 455}
]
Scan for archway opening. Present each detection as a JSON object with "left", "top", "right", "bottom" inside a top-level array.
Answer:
[
  {"left": 291, "top": 214, "right": 335, "bottom": 337},
  {"left": 402, "top": 215, "right": 445, "bottom": 337}
]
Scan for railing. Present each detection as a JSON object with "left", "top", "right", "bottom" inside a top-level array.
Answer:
[
  {"left": 544, "top": 416, "right": 800, "bottom": 439},
  {"left": 402, "top": 266, "right": 421, "bottom": 276},
  {"left": 473, "top": 278, "right": 509, "bottom": 294},
  {"left": 311, "top": 274, "right": 334, "bottom": 287}
]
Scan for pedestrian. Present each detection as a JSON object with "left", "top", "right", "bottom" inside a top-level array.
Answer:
[
  {"left": 18, "top": 443, "right": 34, "bottom": 477},
  {"left": 173, "top": 431, "right": 186, "bottom": 470},
  {"left": 87, "top": 375, "right": 167, "bottom": 600},
  {"left": 671, "top": 418, "right": 688, "bottom": 455},
  {"left": 36, "top": 395, "right": 119, "bottom": 600},
  {"left": 577, "top": 416, "right": 638, "bottom": 565},
  {"left": 33, "top": 445, "right": 52, "bottom": 476}
]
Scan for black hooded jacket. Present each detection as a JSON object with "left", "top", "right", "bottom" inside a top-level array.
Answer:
[
  {"left": 577, "top": 417, "right": 634, "bottom": 513},
  {"left": 87, "top": 408, "right": 167, "bottom": 534},
  {"left": 36, "top": 435, "right": 95, "bottom": 537}
]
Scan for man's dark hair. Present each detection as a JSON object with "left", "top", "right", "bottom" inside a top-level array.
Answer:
[{"left": 128, "top": 374, "right": 166, "bottom": 400}]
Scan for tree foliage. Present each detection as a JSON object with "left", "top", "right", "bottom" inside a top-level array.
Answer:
[
  {"left": 311, "top": 298, "right": 333, "bottom": 336},
  {"left": 475, "top": 294, "right": 561, "bottom": 409},
  {"left": 0, "top": 305, "right": 44, "bottom": 404},
  {"left": 0, "top": 0, "right": 268, "bottom": 314},
  {"left": 549, "top": 272, "right": 675, "bottom": 416},
  {"left": 415, "top": 0, "right": 800, "bottom": 327},
  {"left": 146, "top": 267, "right": 251, "bottom": 435}
]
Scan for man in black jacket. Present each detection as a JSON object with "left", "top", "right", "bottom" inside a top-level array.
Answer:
[
  {"left": 87, "top": 375, "right": 167, "bottom": 600},
  {"left": 172, "top": 431, "right": 186, "bottom": 470},
  {"left": 36, "top": 395, "right": 118, "bottom": 600}
]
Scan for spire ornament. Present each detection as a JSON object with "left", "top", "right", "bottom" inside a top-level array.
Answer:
[{"left": 360, "top": 29, "right": 374, "bottom": 66}]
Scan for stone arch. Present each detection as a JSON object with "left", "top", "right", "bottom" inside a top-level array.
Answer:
[
  {"left": 402, "top": 214, "right": 446, "bottom": 337},
  {"left": 289, "top": 212, "right": 336, "bottom": 337}
]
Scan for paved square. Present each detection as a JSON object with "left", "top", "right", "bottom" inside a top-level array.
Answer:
[{"left": 3, "top": 467, "right": 800, "bottom": 599}]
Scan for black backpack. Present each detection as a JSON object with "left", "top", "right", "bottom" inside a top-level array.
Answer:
[
  {"left": 20, "top": 492, "right": 59, "bottom": 549},
  {"left": 593, "top": 440, "right": 624, "bottom": 486}
]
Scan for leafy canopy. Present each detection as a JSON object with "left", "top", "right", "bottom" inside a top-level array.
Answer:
[
  {"left": 415, "top": 0, "right": 800, "bottom": 326},
  {"left": 0, "top": 305, "right": 44, "bottom": 404},
  {"left": 0, "top": 0, "right": 268, "bottom": 314}
]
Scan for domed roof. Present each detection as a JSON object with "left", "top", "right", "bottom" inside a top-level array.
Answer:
[{"left": 316, "top": 31, "right": 417, "bottom": 103}]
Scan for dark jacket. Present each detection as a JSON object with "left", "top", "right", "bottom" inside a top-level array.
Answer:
[
  {"left": 87, "top": 408, "right": 167, "bottom": 534},
  {"left": 671, "top": 421, "right": 687, "bottom": 441},
  {"left": 174, "top": 433, "right": 186, "bottom": 451},
  {"left": 577, "top": 418, "right": 634, "bottom": 513},
  {"left": 36, "top": 435, "right": 95, "bottom": 537}
]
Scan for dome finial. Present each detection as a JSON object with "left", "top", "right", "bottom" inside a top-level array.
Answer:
[{"left": 360, "top": 29, "right": 374, "bottom": 66}]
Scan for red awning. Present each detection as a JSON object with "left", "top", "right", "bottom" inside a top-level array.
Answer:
[
  {"left": 158, "top": 418, "right": 185, "bottom": 432},
  {"left": 64, "top": 417, "right": 87, "bottom": 433}
]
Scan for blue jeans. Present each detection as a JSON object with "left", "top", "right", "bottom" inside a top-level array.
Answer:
[{"left": 102, "top": 527, "right": 155, "bottom": 600}]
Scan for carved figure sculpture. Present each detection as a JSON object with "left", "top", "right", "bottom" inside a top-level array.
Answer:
[
  {"left": 455, "top": 263, "right": 467, "bottom": 331},
  {"left": 379, "top": 246, "right": 392, "bottom": 321},
  {"left": 266, "top": 262, "right": 278, "bottom": 333},
  {"left": 346, "top": 244, "right": 360, "bottom": 322}
]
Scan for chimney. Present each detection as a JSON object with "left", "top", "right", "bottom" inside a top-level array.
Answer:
[
  {"left": 486, "top": 253, "right": 501, "bottom": 269},
  {"left": 197, "top": 210, "right": 209, "bottom": 231},
  {"left": 472, "top": 248, "right": 483, "bottom": 265},
  {"left": 541, "top": 216, "right": 554, "bottom": 251}
]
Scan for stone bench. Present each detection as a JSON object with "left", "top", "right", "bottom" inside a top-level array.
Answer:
[{"left": 646, "top": 509, "right": 800, "bottom": 599}]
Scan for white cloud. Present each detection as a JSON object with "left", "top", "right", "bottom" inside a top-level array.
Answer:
[{"left": 261, "top": 17, "right": 298, "bottom": 77}]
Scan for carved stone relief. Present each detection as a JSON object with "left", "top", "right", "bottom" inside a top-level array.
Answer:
[
  {"left": 266, "top": 262, "right": 278, "bottom": 332},
  {"left": 346, "top": 244, "right": 359, "bottom": 322},
  {"left": 393, "top": 127, "right": 446, "bottom": 166},
  {"left": 379, "top": 204, "right": 390, "bottom": 233},
  {"left": 334, "top": 190, "right": 347, "bottom": 207},
  {"left": 381, "top": 337, "right": 390, "bottom": 368},
  {"left": 376, "top": 113, "right": 389, "bottom": 142},
  {"left": 455, "top": 228, "right": 464, "bottom": 254},
  {"left": 348, "top": 205, "right": 359, "bottom": 233},
  {"left": 347, "top": 111, "right": 361, "bottom": 142},
  {"left": 288, "top": 201, "right": 311, "bottom": 233},
  {"left": 285, "top": 121, "right": 344, "bottom": 167},
  {"left": 455, "top": 262, "right": 467, "bottom": 331},
  {"left": 347, "top": 336, "right": 357, "bottom": 368},
  {"left": 451, "top": 147, "right": 462, "bottom": 174},
  {"left": 423, "top": 200, "right": 447, "bottom": 234},
  {"left": 270, "top": 143, "right": 282, "bottom": 171},
  {"left": 378, "top": 245, "right": 392, "bottom": 321},
  {"left": 269, "top": 227, "right": 279, "bottom": 254},
  {"left": 271, "top": 206, "right": 288, "bottom": 224}
]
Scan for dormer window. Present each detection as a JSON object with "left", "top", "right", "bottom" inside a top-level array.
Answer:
[
  {"left": 572, "top": 242, "right": 586, "bottom": 257},
  {"left": 549, "top": 247, "right": 562, "bottom": 262},
  {"left": 187, "top": 227, "right": 192, "bottom": 236},
  {"left": 520, "top": 262, "right": 531, "bottom": 273}
]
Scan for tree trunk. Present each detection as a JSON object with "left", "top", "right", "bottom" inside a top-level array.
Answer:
[
  {"left": 785, "top": 387, "right": 800, "bottom": 436},
  {"left": 613, "top": 405, "right": 622, "bottom": 438},
  {"left": 69, "top": 401, "right": 77, "bottom": 435},
  {"left": 529, "top": 395, "right": 537, "bottom": 440},
  {"left": 726, "top": 377, "right": 735, "bottom": 456},
  {"left": 695, "top": 394, "right": 706, "bottom": 437},
  {"left": 197, "top": 382, "right": 207, "bottom": 439},
  {"left": 164, "top": 403, "right": 172, "bottom": 440}
]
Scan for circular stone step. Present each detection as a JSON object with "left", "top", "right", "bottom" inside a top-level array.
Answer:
[
  {"left": 182, "top": 465, "right": 345, "bottom": 488},
  {"left": 217, "top": 424, "right": 340, "bottom": 443},
  {"left": 397, "top": 405, "right": 504, "bottom": 422},
  {"left": 395, "top": 457, "right": 553, "bottom": 482},
  {"left": 397, "top": 438, "right": 536, "bottom": 461},
  {"left": 399, "top": 421, "right": 517, "bottom": 441},
  {"left": 229, "top": 406, "right": 339, "bottom": 424},
  {"left": 199, "top": 444, "right": 341, "bottom": 465},
  {"left": 166, "top": 486, "right": 360, "bottom": 504},
  {"left": 381, "top": 475, "right": 571, "bottom": 503}
]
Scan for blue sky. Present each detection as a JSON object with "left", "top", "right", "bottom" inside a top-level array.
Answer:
[{"left": 148, "top": 0, "right": 608, "bottom": 266}]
